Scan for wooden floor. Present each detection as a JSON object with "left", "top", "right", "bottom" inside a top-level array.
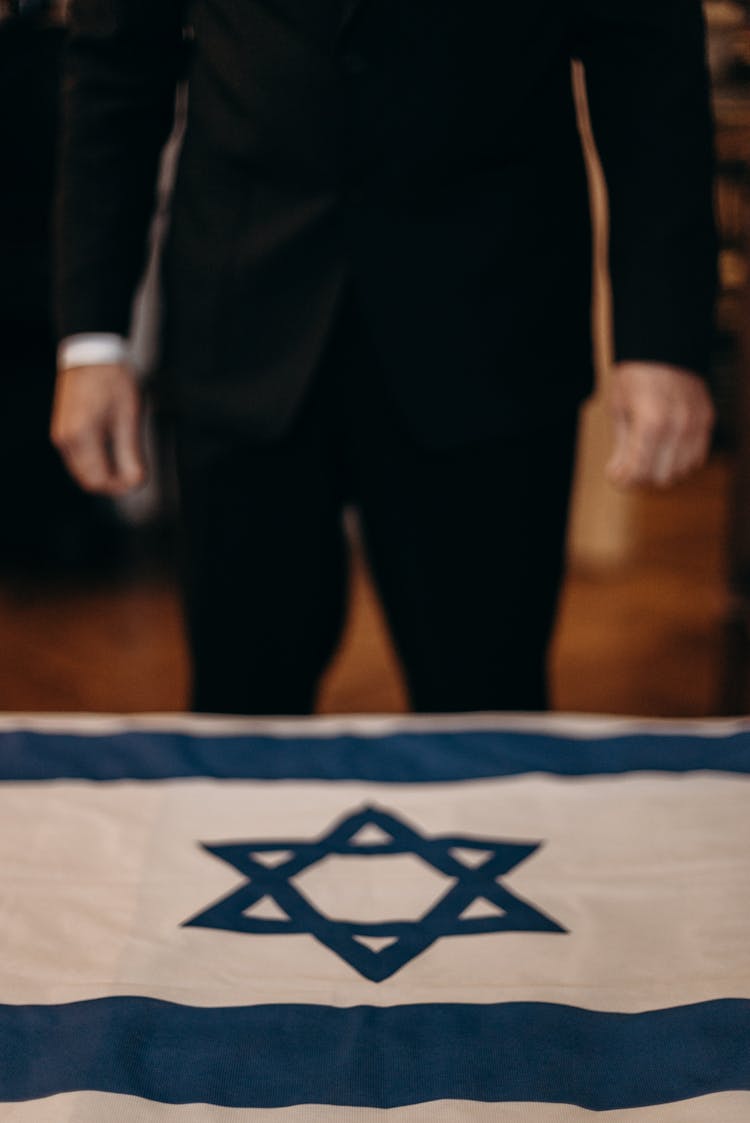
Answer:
[{"left": 0, "top": 455, "right": 735, "bottom": 717}]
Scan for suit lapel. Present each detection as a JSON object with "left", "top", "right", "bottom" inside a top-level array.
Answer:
[
  {"left": 249, "top": 0, "right": 368, "bottom": 50},
  {"left": 337, "top": 0, "right": 365, "bottom": 41}
]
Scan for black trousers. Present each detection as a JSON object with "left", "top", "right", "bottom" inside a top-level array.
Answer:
[{"left": 174, "top": 290, "right": 580, "bottom": 716}]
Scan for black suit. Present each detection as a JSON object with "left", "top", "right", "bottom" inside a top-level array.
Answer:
[
  {"left": 56, "top": 0, "right": 716, "bottom": 445},
  {"left": 55, "top": 0, "right": 717, "bottom": 713}
]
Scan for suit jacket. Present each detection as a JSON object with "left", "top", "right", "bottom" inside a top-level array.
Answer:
[{"left": 55, "top": 0, "right": 717, "bottom": 446}]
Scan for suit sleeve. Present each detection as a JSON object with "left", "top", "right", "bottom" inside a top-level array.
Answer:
[
  {"left": 572, "top": 0, "right": 718, "bottom": 377},
  {"left": 55, "top": 0, "right": 185, "bottom": 340}
]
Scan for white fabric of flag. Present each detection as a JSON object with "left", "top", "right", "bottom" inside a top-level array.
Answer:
[{"left": 0, "top": 712, "right": 748, "bottom": 1120}]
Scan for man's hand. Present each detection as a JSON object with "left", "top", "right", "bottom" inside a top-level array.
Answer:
[
  {"left": 606, "top": 362, "right": 716, "bottom": 490},
  {"left": 50, "top": 364, "right": 147, "bottom": 496}
]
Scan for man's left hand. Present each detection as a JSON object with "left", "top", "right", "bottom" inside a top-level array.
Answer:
[{"left": 606, "top": 362, "right": 716, "bottom": 489}]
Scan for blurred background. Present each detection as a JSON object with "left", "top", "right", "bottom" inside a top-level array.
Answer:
[{"left": 1, "top": 0, "right": 750, "bottom": 716}]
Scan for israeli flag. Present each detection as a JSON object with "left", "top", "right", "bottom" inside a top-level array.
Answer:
[{"left": 0, "top": 713, "right": 748, "bottom": 1120}]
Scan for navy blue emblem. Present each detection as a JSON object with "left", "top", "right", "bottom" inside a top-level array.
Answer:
[{"left": 183, "top": 806, "right": 565, "bottom": 981}]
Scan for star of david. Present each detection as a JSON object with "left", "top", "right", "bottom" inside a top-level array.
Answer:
[{"left": 182, "top": 806, "right": 565, "bottom": 982}]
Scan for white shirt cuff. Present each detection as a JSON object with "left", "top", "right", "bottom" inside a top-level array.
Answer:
[{"left": 57, "top": 333, "right": 132, "bottom": 370}]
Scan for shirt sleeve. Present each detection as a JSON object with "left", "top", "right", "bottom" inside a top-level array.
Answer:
[{"left": 57, "top": 333, "right": 132, "bottom": 370}]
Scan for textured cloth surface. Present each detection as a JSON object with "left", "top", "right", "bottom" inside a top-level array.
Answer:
[{"left": 0, "top": 713, "right": 748, "bottom": 1118}]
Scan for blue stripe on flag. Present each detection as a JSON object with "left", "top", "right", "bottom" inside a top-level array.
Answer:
[
  {"left": 0, "top": 729, "right": 749, "bottom": 781},
  {"left": 1, "top": 998, "right": 748, "bottom": 1109}
]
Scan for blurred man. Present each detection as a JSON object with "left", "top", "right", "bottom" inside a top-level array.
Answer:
[{"left": 51, "top": 0, "right": 717, "bottom": 715}]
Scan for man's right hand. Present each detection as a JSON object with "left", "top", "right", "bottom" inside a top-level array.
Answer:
[{"left": 50, "top": 364, "right": 147, "bottom": 496}]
